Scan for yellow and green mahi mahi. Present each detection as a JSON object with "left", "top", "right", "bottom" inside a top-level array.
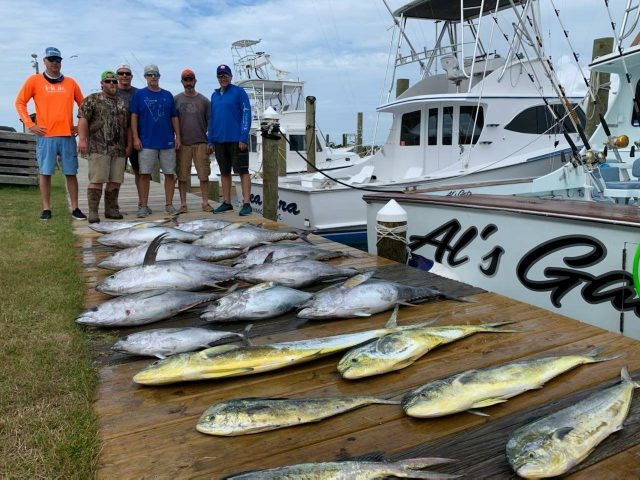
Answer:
[
  {"left": 402, "top": 349, "right": 619, "bottom": 418},
  {"left": 223, "top": 457, "right": 458, "bottom": 479},
  {"left": 134, "top": 307, "right": 414, "bottom": 385},
  {"left": 197, "top": 396, "right": 399, "bottom": 436},
  {"left": 338, "top": 321, "right": 519, "bottom": 379},
  {"left": 506, "top": 367, "right": 639, "bottom": 479}
]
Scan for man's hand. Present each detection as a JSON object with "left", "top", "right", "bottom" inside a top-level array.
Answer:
[
  {"left": 238, "top": 141, "right": 248, "bottom": 151},
  {"left": 133, "top": 138, "right": 142, "bottom": 151},
  {"left": 28, "top": 125, "right": 46, "bottom": 136},
  {"left": 175, "top": 138, "right": 182, "bottom": 150},
  {"left": 77, "top": 137, "right": 88, "bottom": 155},
  {"left": 207, "top": 144, "right": 214, "bottom": 154}
]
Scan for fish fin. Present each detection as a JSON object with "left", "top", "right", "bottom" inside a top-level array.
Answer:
[
  {"left": 467, "top": 409, "right": 491, "bottom": 417},
  {"left": 452, "top": 370, "right": 478, "bottom": 385},
  {"left": 400, "top": 457, "right": 458, "bottom": 468},
  {"left": 352, "top": 311, "right": 372, "bottom": 317},
  {"left": 203, "top": 282, "right": 228, "bottom": 290},
  {"left": 398, "top": 301, "right": 419, "bottom": 307},
  {"left": 202, "top": 344, "right": 241, "bottom": 358},
  {"left": 142, "top": 233, "right": 169, "bottom": 266},
  {"left": 621, "top": 366, "right": 640, "bottom": 388},
  {"left": 275, "top": 255, "right": 308, "bottom": 264},
  {"left": 552, "top": 426, "right": 574, "bottom": 440},
  {"left": 341, "top": 271, "right": 376, "bottom": 289},
  {"left": 411, "top": 315, "right": 443, "bottom": 328},
  {"left": 241, "top": 324, "right": 254, "bottom": 345},
  {"left": 298, "top": 230, "right": 312, "bottom": 244},
  {"left": 470, "top": 397, "right": 509, "bottom": 408},
  {"left": 154, "top": 353, "right": 167, "bottom": 359},
  {"left": 247, "top": 282, "right": 277, "bottom": 292},
  {"left": 261, "top": 251, "right": 275, "bottom": 264},
  {"left": 384, "top": 304, "right": 400, "bottom": 328},
  {"left": 586, "top": 347, "right": 624, "bottom": 363}
]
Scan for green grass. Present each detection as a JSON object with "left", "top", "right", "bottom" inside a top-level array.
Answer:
[{"left": 0, "top": 175, "right": 99, "bottom": 479}]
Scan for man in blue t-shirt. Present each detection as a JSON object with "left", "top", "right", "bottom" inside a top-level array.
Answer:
[
  {"left": 207, "top": 64, "right": 252, "bottom": 216},
  {"left": 130, "top": 64, "right": 181, "bottom": 217}
]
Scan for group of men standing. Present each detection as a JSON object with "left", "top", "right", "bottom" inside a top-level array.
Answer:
[{"left": 15, "top": 46, "right": 253, "bottom": 223}]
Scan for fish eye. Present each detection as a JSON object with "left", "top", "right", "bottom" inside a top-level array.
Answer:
[
  {"left": 351, "top": 358, "right": 358, "bottom": 363},
  {"left": 89, "top": 306, "right": 98, "bottom": 312}
]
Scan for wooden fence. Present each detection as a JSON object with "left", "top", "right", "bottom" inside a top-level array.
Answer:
[{"left": 0, "top": 131, "right": 38, "bottom": 185}]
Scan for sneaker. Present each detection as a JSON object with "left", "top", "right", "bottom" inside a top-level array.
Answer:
[
  {"left": 137, "top": 206, "right": 150, "bottom": 218},
  {"left": 201, "top": 204, "right": 213, "bottom": 212},
  {"left": 213, "top": 202, "right": 233, "bottom": 214},
  {"left": 72, "top": 208, "right": 87, "bottom": 220},
  {"left": 178, "top": 205, "right": 189, "bottom": 214},
  {"left": 40, "top": 209, "right": 52, "bottom": 220},
  {"left": 165, "top": 204, "right": 177, "bottom": 214},
  {"left": 239, "top": 203, "right": 253, "bottom": 216}
]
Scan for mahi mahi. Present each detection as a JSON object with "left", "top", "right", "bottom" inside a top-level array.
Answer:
[
  {"left": 201, "top": 282, "right": 313, "bottom": 321},
  {"left": 196, "top": 396, "right": 399, "bottom": 436},
  {"left": 298, "top": 272, "right": 458, "bottom": 319},
  {"left": 134, "top": 306, "right": 414, "bottom": 385},
  {"left": 338, "top": 322, "right": 519, "bottom": 379},
  {"left": 75, "top": 289, "right": 221, "bottom": 327},
  {"left": 223, "top": 458, "right": 458, "bottom": 479},
  {"left": 506, "top": 367, "right": 639, "bottom": 478},
  {"left": 402, "top": 349, "right": 619, "bottom": 418}
]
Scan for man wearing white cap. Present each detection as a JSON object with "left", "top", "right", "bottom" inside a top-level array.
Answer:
[
  {"left": 15, "top": 46, "right": 87, "bottom": 221},
  {"left": 129, "top": 64, "right": 181, "bottom": 217},
  {"left": 114, "top": 63, "right": 141, "bottom": 214}
]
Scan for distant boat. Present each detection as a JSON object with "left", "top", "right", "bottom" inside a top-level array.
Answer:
[{"left": 237, "top": 0, "right": 583, "bottom": 241}]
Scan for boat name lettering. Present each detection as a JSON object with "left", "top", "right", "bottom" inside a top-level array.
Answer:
[
  {"left": 517, "top": 235, "right": 640, "bottom": 315},
  {"left": 446, "top": 190, "right": 473, "bottom": 197},
  {"left": 249, "top": 194, "right": 300, "bottom": 215}
]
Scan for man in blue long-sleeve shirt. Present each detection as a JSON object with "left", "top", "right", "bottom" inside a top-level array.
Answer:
[{"left": 207, "top": 64, "right": 252, "bottom": 215}]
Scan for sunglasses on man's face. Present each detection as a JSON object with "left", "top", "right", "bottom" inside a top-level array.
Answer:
[
  {"left": 117, "top": 71, "right": 132, "bottom": 77},
  {"left": 145, "top": 73, "right": 160, "bottom": 78},
  {"left": 103, "top": 79, "right": 118, "bottom": 84},
  {"left": 46, "top": 57, "right": 62, "bottom": 63},
  {"left": 217, "top": 74, "right": 230, "bottom": 79},
  {"left": 182, "top": 76, "right": 195, "bottom": 81}
]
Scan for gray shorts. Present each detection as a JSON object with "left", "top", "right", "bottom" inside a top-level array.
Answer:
[{"left": 138, "top": 148, "right": 176, "bottom": 175}]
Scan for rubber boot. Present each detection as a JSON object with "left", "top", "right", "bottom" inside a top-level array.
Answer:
[
  {"left": 87, "top": 188, "right": 102, "bottom": 224},
  {"left": 105, "top": 189, "right": 124, "bottom": 219}
]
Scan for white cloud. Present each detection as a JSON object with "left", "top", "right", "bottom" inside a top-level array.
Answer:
[{"left": 0, "top": 0, "right": 630, "bottom": 144}]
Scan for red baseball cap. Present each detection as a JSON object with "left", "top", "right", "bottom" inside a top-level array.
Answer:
[{"left": 181, "top": 69, "right": 195, "bottom": 79}]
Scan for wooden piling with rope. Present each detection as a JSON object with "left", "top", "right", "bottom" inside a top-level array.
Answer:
[{"left": 305, "top": 96, "right": 316, "bottom": 173}]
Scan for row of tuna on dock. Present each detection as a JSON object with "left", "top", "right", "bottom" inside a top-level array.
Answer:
[{"left": 79, "top": 217, "right": 639, "bottom": 478}]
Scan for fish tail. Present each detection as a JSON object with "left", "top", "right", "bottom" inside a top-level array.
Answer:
[
  {"left": 384, "top": 305, "right": 400, "bottom": 328},
  {"left": 621, "top": 366, "right": 640, "bottom": 388},
  {"left": 585, "top": 346, "right": 624, "bottom": 363}
]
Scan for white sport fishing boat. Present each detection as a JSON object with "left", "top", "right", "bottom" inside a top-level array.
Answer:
[
  {"left": 237, "top": 0, "right": 584, "bottom": 245},
  {"left": 365, "top": 0, "right": 640, "bottom": 338},
  {"left": 197, "top": 39, "right": 364, "bottom": 183}
]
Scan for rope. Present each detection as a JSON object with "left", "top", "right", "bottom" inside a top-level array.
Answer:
[{"left": 375, "top": 222, "right": 412, "bottom": 261}]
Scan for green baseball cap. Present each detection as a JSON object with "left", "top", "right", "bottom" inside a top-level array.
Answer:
[{"left": 101, "top": 70, "right": 117, "bottom": 81}]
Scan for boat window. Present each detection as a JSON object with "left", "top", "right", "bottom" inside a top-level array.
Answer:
[
  {"left": 400, "top": 110, "right": 421, "bottom": 146},
  {"left": 632, "top": 80, "right": 640, "bottom": 126},
  {"left": 443, "top": 107, "right": 453, "bottom": 145},
  {"left": 459, "top": 106, "right": 484, "bottom": 144},
  {"left": 505, "top": 103, "right": 585, "bottom": 134},
  {"left": 289, "top": 134, "right": 306, "bottom": 151},
  {"left": 428, "top": 108, "right": 438, "bottom": 145},
  {"left": 249, "top": 134, "right": 258, "bottom": 153}
]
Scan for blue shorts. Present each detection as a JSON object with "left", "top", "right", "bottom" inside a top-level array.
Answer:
[{"left": 36, "top": 136, "right": 78, "bottom": 175}]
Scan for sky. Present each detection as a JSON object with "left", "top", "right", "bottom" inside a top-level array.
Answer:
[{"left": 0, "top": 0, "right": 630, "bottom": 145}]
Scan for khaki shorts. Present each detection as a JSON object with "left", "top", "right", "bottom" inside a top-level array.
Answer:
[
  {"left": 87, "top": 153, "right": 126, "bottom": 184},
  {"left": 177, "top": 143, "right": 211, "bottom": 182}
]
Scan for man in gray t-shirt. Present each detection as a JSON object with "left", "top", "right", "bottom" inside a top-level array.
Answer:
[{"left": 174, "top": 69, "right": 212, "bottom": 212}]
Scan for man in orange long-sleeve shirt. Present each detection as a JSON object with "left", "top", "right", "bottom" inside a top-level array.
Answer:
[{"left": 15, "top": 46, "right": 86, "bottom": 221}]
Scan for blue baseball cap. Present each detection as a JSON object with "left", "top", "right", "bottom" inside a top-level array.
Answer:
[
  {"left": 216, "top": 64, "right": 232, "bottom": 77},
  {"left": 44, "top": 47, "right": 62, "bottom": 59}
]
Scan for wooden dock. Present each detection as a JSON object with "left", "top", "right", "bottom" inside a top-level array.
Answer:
[{"left": 72, "top": 161, "right": 640, "bottom": 479}]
